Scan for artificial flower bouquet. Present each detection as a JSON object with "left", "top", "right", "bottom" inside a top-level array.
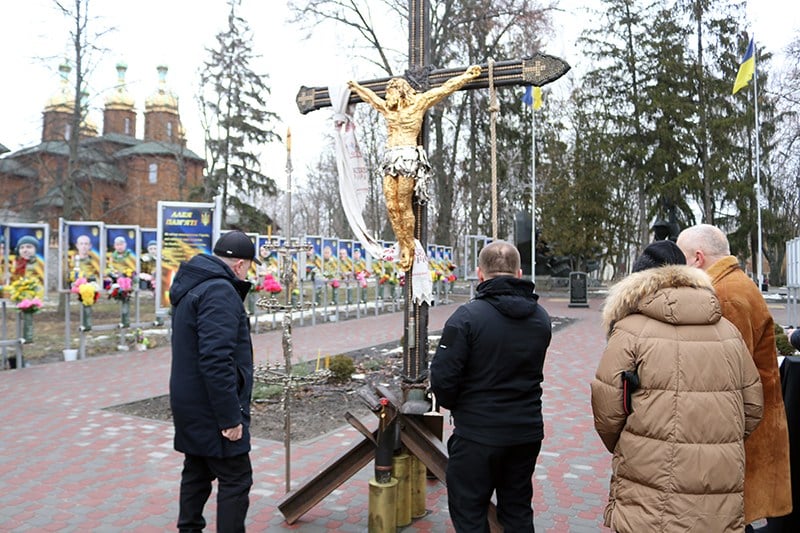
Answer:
[
  {"left": 108, "top": 275, "right": 133, "bottom": 302},
  {"left": 71, "top": 277, "right": 100, "bottom": 306},
  {"left": 16, "top": 297, "right": 43, "bottom": 314},
  {"left": 8, "top": 277, "right": 42, "bottom": 306},
  {"left": 262, "top": 273, "right": 282, "bottom": 294}
]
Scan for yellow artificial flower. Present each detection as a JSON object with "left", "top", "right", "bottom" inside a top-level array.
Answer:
[
  {"left": 9, "top": 277, "right": 42, "bottom": 303},
  {"left": 78, "top": 283, "right": 98, "bottom": 306}
]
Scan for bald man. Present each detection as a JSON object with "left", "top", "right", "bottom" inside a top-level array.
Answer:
[
  {"left": 677, "top": 224, "right": 791, "bottom": 527},
  {"left": 430, "top": 240, "right": 551, "bottom": 532}
]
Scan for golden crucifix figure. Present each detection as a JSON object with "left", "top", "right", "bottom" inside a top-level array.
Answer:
[{"left": 348, "top": 65, "right": 482, "bottom": 272}]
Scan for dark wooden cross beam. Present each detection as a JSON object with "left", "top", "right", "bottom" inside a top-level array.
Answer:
[{"left": 296, "top": 54, "right": 571, "bottom": 115}]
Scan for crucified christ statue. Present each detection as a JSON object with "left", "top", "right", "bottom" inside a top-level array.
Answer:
[{"left": 348, "top": 64, "right": 482, "bottom": 272}]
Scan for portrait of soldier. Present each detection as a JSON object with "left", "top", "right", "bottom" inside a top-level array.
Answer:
[
  {"left": 107, "top": 235, "right": 136, "bottom": 278},
  {"left": 11, "top": 234, "right": 45, "bottom": 295},
  {"left": 71, "top": 233, "right": 101, "bottom": 282}
]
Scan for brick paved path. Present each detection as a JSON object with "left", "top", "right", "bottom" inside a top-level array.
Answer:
[{"left": 6, "top": 293, "right": 786, "bottom": 531}]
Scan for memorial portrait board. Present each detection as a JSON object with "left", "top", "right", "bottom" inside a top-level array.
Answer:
[
  {"left": 337, "top": 239, "right": 353, "bottom": 277},
  {"left": 62, "top": 221, "right": 104, "bottom": 289},
  {"left": 7, "top": 224, "right": 49, "bottom": 299},
  {"left": 257, "top": 234, "right": 280, "bottom": 282},
  {"left": 305, "top": 236, "right": 322, "bottom": 279},
  {"left": 139, "top": 228, "right": 158, "bottom": 290},
  {"left": 322, "top": 238, "right": 338, "bottom": 279},
  {"left": 157, "top": 201, "right": 219, "bottom": 312},
  {"left": 352, "top": 240, "right": 368, "bottom": 275},
  {"left": 105, "top": 225, "right": 139, "bottom": 281}
]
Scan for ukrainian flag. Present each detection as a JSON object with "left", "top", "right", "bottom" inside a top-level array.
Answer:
[
  {"left": 732, "top": 37, "right": 755, "bottom": 95},
  {"left": 523, "top": 86, "right": 542, "bottom": 110}
]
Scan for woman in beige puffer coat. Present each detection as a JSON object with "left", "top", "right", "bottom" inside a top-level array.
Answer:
[{"left": 591, "top": 259, "right": 763, "bottom": 532}]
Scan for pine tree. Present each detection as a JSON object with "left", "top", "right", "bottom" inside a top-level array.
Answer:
[{"left": 199, "top": 0, "right": 281, "bottom": 229}]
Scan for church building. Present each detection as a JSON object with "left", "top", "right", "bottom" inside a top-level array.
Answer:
[{"left": 0, "top": 63, "right": 205, "bottom": 229}]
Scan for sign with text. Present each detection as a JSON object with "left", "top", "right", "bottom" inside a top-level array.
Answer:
[{"left": 156, "top": 200, "right": 220, "bottom": 312}]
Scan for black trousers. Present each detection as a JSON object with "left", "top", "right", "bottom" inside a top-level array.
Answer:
[
  {"left": 177, "top": 453, "right": 252, "bottom": 533},
  {"left": 446, "top": 434, "right": 542, "bottom": 533}
]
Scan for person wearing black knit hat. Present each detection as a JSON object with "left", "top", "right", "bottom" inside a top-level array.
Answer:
[
  {"left": 591, "top": 238, "right": 762, "bottom": 532},
  {"left": 790, "top": 328, "right": 800, "bottom": 352},
  {"left": 631, "top": 240, "right": 686, "bottom": 272}
]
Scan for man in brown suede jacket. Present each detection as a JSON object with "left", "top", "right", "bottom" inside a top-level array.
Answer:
[{"left": 678, "top": 224, "right": 792, "bottom": 529}]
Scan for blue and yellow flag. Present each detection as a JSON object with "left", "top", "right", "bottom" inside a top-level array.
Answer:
[
  {"left": 523, "top": 85, "right": 543, "bottom": 110},
  {"left": 732, "top": 37, "right": 755, "bottom": 95}
]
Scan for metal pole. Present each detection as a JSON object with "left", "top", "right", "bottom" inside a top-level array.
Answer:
[
  {"left": 753, "top": 41, "right": 763, "bottom": 289},
  {"left": 531, "top": 99, "right": 537, "bottom": 280},
  {"left": 284, "top": 128, "right": 293, "bottom": 493}
]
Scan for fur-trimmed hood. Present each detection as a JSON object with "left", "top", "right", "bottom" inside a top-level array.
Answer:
[{"left": 602, "top": 265, "right": 720, "bottom": 336}]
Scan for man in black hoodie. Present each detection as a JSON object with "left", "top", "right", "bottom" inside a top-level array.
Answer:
[
  {"left": 430, "top": 240, "right": 551, "bottom": 532},
  {"left": 169, "top": 231, "right": 260, "bottom": 533}
]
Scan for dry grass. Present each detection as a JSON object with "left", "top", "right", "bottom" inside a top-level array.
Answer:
[{"left": 2, "top": 292, "right": 162, "bottom": 366}]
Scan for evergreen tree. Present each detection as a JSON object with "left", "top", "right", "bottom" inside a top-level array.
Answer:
[{"left": 199, "top": 0, "right": 281, "bottom": 229}]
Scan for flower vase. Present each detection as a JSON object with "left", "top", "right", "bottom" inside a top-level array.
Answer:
[
  {"left": 81, "top": 305, "right": 93, "bottom": 331},
  {"left": 390, "top": 284, "right": 397, "bottom": 300},
  {"left": 247, "top": 293, "right": 256, "bottom": 315},
  {"left": 21, "top": 311, "right": 34, "bottom": 343},
  {"left": 377, "top": 284, "right": 385, "bottom": 300},
  {"left": 120, "top": 299, "right": 130, "bottom": 328},
  {"left": 291, "top": 292, "right": 298, "bottom": 306}
]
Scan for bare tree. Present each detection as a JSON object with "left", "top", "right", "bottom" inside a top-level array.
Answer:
[{"left": 53, "top": 0, "right": 112, "bottom": 220}]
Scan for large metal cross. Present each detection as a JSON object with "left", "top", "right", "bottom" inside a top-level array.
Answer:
[
  {"left": 296, "top": 1, "right": 569, "bottom": 389},
  {"left": 282, "top": 2, "right": 569, "bottom": 525}
]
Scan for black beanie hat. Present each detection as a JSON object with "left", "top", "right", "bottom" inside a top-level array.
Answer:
[{"left": 632, "top": 240, "right": 686, "bottom": 273}]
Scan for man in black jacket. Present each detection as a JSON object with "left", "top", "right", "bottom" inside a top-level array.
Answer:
[
  {"left": 169, "top": 230, "right": 260, "bottom": 533},
  {"left": 430, "top": 240, "right": 552, "bottom": 532}
]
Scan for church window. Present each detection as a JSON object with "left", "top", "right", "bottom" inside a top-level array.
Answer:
[{"left": 148, "top": 163, "right": 158, "bottom": 184}]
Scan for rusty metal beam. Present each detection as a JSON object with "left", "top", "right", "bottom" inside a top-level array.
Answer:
[
  {"left": 345, "top": 411, "right": 377, "bottom": 445},
  {"left": 399, "top": 414, "right": 448, "bottom": 482},
  {"left": 277, "top": 433, "right": 376, "bottom": 524}
]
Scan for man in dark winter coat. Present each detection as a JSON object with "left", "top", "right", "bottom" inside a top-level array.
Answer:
[
  {"left": 169, "top": 230, "right": 260, "bottom": 533},
  {"left": 430, "top": 240, "right": 552, "bottom": 532}
]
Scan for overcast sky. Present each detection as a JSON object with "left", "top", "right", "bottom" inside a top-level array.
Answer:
[{"left": 1, "top": 0, "right": 796, "bottom": 191}]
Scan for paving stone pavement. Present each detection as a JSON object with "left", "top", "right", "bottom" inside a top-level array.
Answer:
[{"left": 9, "top": 293, "right": 786, "bottom": 532}]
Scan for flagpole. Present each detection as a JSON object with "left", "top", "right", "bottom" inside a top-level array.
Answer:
[
  {"left": 753, "top": 41, "right": 763, "bottom": 290},
  {"left": 531, "top": 102, "right": 537, "bottom": 281}
]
